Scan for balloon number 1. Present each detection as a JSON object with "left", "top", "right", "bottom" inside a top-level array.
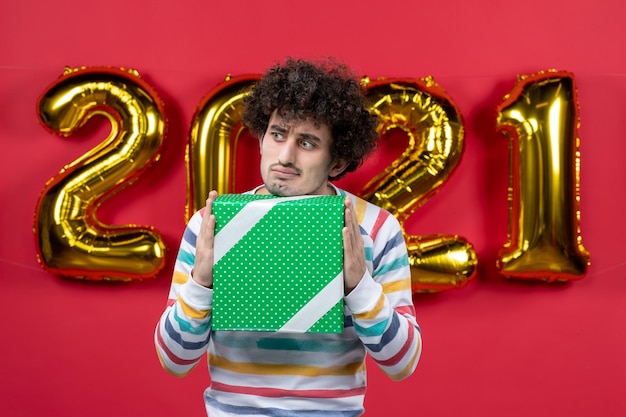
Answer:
[
  {"left": 496, "top": 71, "right": 590, "bottom": 281},
  {"left": 35, "top": 67, "right": 590, "bottom": 288}
]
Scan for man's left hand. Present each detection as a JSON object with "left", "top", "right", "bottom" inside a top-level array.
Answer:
[{"left": 342, "top": 196, "right": 367, "bottom": 295}]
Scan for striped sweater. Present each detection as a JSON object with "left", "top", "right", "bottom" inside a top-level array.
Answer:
[{"left": 155, "top": 186, "right": 422, "bottom": 416}]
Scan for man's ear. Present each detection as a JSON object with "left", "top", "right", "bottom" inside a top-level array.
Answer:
[{"left": 329, "top": 159, "right": 349, "bottom": 178}]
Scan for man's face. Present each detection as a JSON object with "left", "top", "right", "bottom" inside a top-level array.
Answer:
[{"left": 258, "top": 111, "right": 347, "bottom": 197}]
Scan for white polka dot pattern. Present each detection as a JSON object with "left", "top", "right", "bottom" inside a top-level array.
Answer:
[{"left": 212, "top": 194, "right": 344, "bottom": 334}]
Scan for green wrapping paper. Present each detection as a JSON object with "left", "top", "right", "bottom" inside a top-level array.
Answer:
[{"left": 212, "top": 194, "right": 345, "bottom": 333}]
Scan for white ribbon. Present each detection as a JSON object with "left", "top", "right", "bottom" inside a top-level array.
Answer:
[
  {"left": 279, "top": 272, "right": 344, "bottom": 333},
  {"left": 213, "top": 194, "right": 320, "bottom": 264}
]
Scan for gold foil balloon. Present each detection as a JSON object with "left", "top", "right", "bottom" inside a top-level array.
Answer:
[
  {"left": 35, "top": 66, "right": 167, "bottom": 281},
  {"left": 361, "top": 77, "right": 477, "bottom": 292},
  {"left": 404, "top": 234, "right": 478, "bottom": 292},
  {"left": 186, "top": 74, "right": 260, "bottom": 220},
  {"left": 496, "top": 70, "right": 590, "bottom": 281}
]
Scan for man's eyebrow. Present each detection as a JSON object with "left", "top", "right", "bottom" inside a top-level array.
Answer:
[
  {"left": 296, "top": 132, "right": 322, "bottom": 142},
  {"left": 269, "top": 124, "right": 289, "bottom": 133},
  {"left": 269, "top": 124, "right": 322, "bottom": 142}
]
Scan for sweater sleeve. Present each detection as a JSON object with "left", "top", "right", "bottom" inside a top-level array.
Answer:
[
  {"left": 344, "top": 210, "right": 422, "bottom": 381},
  {"left": 154, "top": 210, "right": 213, "bottom": 377}
]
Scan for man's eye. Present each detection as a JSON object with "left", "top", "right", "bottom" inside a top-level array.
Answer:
[
  {"left": 272, "top": 132, "right": 284, "bottom": 140},
  {"left": 300, "top": 140, "right": 315, "bottom": 149}
]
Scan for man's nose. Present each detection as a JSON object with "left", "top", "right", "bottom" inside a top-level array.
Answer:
[{"left": 278, "top": 138, "right": 296, "bottom": 165}]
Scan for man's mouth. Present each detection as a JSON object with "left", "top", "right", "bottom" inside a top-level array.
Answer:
[{"left": 271, "top": 164, "right": 300, "bottom": 178}]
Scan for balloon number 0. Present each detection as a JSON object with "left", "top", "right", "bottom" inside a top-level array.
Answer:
[{"left": 35, "top": 67, "right": 590, "bottom": 288}]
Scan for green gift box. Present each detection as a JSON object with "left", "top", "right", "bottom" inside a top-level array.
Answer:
[{"left": 212, "top": 194, "right": 345, "bottom": 334}]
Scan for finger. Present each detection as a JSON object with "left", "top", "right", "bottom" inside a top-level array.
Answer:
[
  {"left": 206, "top": 190, "right": 218, "bottom": 215},
  {"left": 206, "top": 212, "right": 216, "bottom": 246},
  {"left": 342, "top": 225, "right": 352, "bottom": 253},
  {"left": 205, "top": 190, "right": 218, "bottom": 236},
  {"left": 200, "top": 190, "right": 218, "bottom": 225},
  {"left": 344, "top": 198, "right": 360, "bottom": 244},
  {"left": 344, "top": 197, "right": 354, "bottom": 228},
  {"left": 196, "top": 194, "right": 217, "bottom": 260},
  {"left": 343, "top": 202, "right": 353, "bottom": 244}
]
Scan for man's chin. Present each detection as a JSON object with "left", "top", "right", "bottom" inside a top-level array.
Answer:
[{"left": 264, "top": 182, "right": 295, "bottom": 197}]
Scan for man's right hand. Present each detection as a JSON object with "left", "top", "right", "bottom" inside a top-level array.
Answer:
[{"left": 191, "top": 190, "right": 218, "bottom": 288}]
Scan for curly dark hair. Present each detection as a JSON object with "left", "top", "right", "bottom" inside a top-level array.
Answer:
[{"left": 242, "top": 57, "right": 378, "bottom": 180}]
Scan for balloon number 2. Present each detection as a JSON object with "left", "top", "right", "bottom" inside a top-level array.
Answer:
[
  {"left": 35, "top": 67, "right": 167, "bottom": 281},
  {"left": 35, "top": 67, "right": 590, "bottom": 288}
]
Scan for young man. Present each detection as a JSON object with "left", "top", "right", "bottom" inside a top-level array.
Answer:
[{"left": 155, "top": 58, "right": 422, "bottom": 416}]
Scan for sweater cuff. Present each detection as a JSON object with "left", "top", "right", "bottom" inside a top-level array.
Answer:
[
  {"left": 344, "top": 271, "right": 383, "bottom": 314},
  {"left": 180, "top": 273, "right": 213, "bottom": 311}
]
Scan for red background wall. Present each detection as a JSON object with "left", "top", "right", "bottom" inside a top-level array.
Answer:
[{"left": 1, "top": 1, "right": 625, "bottom": 416}]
